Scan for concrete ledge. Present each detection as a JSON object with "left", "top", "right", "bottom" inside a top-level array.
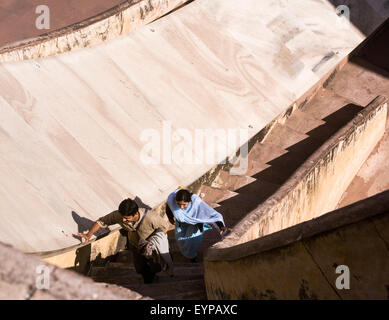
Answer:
[
  {"left": 31, "top": 229, "right": 126, "bottom": 274},
  {"left": 0, "top": 241, "right": 145, "bottom": 300},
  {"left": 204, "top": 189, "right": 389, "bottom": 299},
  {"left": 206, "top": 187, "right": 389, "bottom": 262},
  {"left": 0, "top": 0, "right": 189, "bottom": 63},
  {"left": 208, "top": 96, "right": 387, "bottom": 254}
]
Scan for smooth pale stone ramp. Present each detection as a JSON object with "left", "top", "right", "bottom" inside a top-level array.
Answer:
[{"left": 0, "top": 0, "right": 387, "bottom": 252}]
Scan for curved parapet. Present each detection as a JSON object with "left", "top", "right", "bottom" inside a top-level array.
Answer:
[
  {"left": 204, "top": 96, "right": 388, "bottom": 299},
  {"left": 0, "top": 0, "right": 189, "bottom": 62}
]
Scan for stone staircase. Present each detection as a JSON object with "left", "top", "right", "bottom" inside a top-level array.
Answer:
[
  {"left": 196, "top": 93, "right": 364, "bottom": 253},
  {"left": 88, "top": 85, "right": 368, "bottom": 300}
]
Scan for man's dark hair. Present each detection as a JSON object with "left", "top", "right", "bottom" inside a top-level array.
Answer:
[{"left": 118, "top": 198, "right": 139, "bottom": 217}]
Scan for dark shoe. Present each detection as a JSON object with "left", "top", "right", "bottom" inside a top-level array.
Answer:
[{"left": 143, "top": 272, "right": 156, "bottom": 284}]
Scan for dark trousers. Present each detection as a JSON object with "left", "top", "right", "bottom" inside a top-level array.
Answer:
[{"left": 129, "top": 245, "right": 161, "bottom": 284}]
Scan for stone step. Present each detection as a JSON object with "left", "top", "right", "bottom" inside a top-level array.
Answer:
[
  {"left": 92, "top": 282, "right": 152, "bottom": 300},
  {"left": 92, "top": 274, "right": 142, "bottom": 285},
  {"left": 228, "top": 154, "right": 252, "bottom": 176},
  {"left": 325, "top": 57, "right": 389, "bottom": 107},
  {"left": 263, "top": 123, "right": 309, "bottom": 149},
  {"left": 129, "top": 279, "right": 206, "bottom": 299},
  {"left": 198, "top": 185, "right": 238, "bottom": 204},
  {"left": 250, "top": 110, "right": 365, "bottom": 184},
  {"left": 209, "top": 202, "right": 221, "bottom": 208},
  {"left": 214, "top": 176, "right": 280, "bottom": 218},
  {"left": 243, "top": 159, "right": 271, "bottom": 177},
  {"left": 105, "top": 261, "right": 203, "bottom": 270},
  {"left": 300, "top": 87, "right": 356, "bottom": 120},
  {"left": 114, "top": 250, "right": 133, "bottom": 263},
  {"left": 113, "top": 245, "right": 205, "bottom": 265},
  {"left": 321, "top": 104, "right": 363, "bottom": 127},
  {"left": 100, "top": 260, "right": 204, "bottom": 271},
  {"left": 170, "top": 252, "right": 203, "bottom": 264},
  {"left": 156, "top": 289, "right": 207, "bottom": 300},
  {"left": 244, "top": 106, "right": 354, "bottom": 180},
  {"left": 252, "top": 161, "right": 305, "bottom": 186},
  {"left": 304, "top": 110, "right": 363, "bottom": 144},
  {"left": 105, "top": 262, "right": 134, "bottom": 268},
  {"left": 167, "top": 262, "right": 204, "bottom": 268},
  {"left": 211, "top": 169, "right": 257, "bottom": 192},
  {"left": 91, "top": 259, "right": 204, "bottom": 274},
  {"left": 112, "top": 241, "right": 208, "bottom": 264},
  {"left": 233, "top": 135, "right": 309, "bottom": 178},
  {"left": 102, "top": 259, "right": 203, "bottom": 267},
  {"left": 92, "top": 270, "right": 204, "bottom": 286},
  {"left": 280, "top": 108, "right": 325, "bottom": 134},
  {"left": 248, "top": 141, "right": 287, "bottom": 165}
]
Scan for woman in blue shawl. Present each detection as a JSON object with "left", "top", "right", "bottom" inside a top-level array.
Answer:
[{"left": 166, "top": 188, "right": 231, "bottom": 262}]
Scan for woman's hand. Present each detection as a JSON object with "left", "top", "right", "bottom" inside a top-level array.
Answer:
[{"left": 219, "top": 227, "right": 232, "bottom": 236}]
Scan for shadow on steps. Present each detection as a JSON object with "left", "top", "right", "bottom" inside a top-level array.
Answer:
[
  {"left": 90, "top": 259, "right": 206, "bottom": 300},
  {"left": 255, "top": 103, "right": 364, "bottom": 184}
]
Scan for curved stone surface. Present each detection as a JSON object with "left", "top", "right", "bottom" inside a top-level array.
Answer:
[{"left": 0, "top": 0, "right": 386, "bottom": 253}]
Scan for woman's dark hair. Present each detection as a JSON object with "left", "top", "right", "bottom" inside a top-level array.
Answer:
[
  {"left": 118, "top": 198, "right": 139, "bottom": 217},
  {"left": 175, "top": 189, "right": 193, "bottom": 202}
]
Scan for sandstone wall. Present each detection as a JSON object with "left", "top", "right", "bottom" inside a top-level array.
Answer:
[{"left": 204, "top": 189, "right": 389, "bottom": 299}]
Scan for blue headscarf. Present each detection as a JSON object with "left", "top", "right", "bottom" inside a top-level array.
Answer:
[{"left": 167, "top": 189, "right": 225, "bottom": 227}]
